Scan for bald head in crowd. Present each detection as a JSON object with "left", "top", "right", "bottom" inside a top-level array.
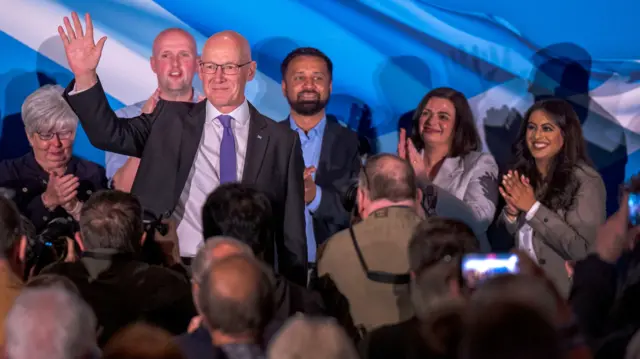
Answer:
[
  {"left": 199, "top": 30, "right": 257, "bottom": 113},
  {"left": 150, "top": 28, "right": 198, "bottom": 101},
  {"left": 191, "top": 236, "right": 254, "bottom": 285},
  {"left": 356, "top": 153, "right": 418, "bottom": 218},
  {"left": 197, "top": 254, "right": 274, "bottom": 341}
]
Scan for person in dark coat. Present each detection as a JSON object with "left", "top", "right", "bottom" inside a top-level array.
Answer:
[{"left": 0, "top": 84, "right": 106, "bottom": 233}]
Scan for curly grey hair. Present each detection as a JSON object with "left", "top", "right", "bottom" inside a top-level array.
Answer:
[{"left": 21, "top": 84, "right": 78, "bottom": 135}]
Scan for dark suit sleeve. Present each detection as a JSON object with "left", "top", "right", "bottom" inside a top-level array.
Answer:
[
  {"left": 64, "top": 79, "right": 161, "bottom": 157},
  {"left": 84, "top": 163, "right": 108, "bottom": 192},
  {"left": 280, "top": 133, "right": 308, "bottom": 286},
  {"left": 312, "top": 133, "right": 360, "bottom": 228},
  {"left": 569, "top": 254, "right": 617, "bottom": 341}
]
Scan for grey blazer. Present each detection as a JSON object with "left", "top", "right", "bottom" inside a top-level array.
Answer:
[
  {"left": 430, "top": 151, "right": 499, "bottom": 251},
  {"left": 497, "top": 164, "right": 606, "bottom": 297}
]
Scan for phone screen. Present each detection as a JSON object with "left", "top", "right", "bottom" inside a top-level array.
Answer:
[
  {"left": 629, "top": 193, "right": 640, "bottom": 226},
  {"left": 461, "top": 253, "right": 519, "bottom": 288}
]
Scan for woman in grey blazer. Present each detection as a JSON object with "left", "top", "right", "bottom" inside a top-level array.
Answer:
[
  {"left": 498, "top": 98, "right": 606, "bottom": 297},
  {"left": 399, "top": 87, "right": 499, "bottom": 251}
]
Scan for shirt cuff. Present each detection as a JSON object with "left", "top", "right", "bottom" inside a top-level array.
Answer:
[
  {"left": 307, "top": 185, "right": 322, "bottom": 213},
  {"left": 525, "top": 201, "right": 541, "bottom": 221},
  {"left": 68, "top": 84, "right": 89, "bottom": 96}
]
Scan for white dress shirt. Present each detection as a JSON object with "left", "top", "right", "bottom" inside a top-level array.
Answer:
[
  {"left": 173, "top": 99, "right": 251, "bottom": 257},
  {"left": 505, "top": 201, "right": 541, "bottom": 261}
]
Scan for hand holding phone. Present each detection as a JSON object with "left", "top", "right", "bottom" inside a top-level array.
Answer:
[{"left": 628, "top": 192, "right": 640, "bottom": 226}]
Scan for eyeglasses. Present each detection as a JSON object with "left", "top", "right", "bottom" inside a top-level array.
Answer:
[
  {"left": 36, "top": 131, "right": 74, "bottom": 141},
  {"left": 199, "top": 61, "right": 252, "bottom": 75}
]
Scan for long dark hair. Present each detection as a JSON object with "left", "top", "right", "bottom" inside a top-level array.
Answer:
[
  {"left": 410, "top": 87, "right": 481, "bottom": 157},
  {"left": 510, "top": 98, "right": 592, "bottom": 210}
]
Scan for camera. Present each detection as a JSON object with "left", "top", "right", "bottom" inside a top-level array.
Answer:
[
  {"left": 140, "top": 210, "right": 170, "bottom": 265},
  {"left": 342, "top": 181, "right": 359, "bottom": 214},
  {"left": 24, "top": 217, "right": 78, "bottom": 279}
]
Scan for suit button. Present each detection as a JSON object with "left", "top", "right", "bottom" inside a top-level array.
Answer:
[
  {"left": 543, "top": 218, "right": 548, "bottom": 223},
  {"left": 538, "top": 258, "right": 546, "bottom": 265},
  {"left": 86, "top": 190, "right": 92, "bottom": 195},
  {"left": 42, "top": 215, "right": 48, "bottom": 221},
  {"left": 22, "top": 187, "right": 28, "bottom": 193}
]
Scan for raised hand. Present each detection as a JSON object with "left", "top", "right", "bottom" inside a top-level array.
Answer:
[
  {"left": 398, "top": 128, "right": 408, "bottom": 159},
  {"left": 142, "top": 89, "right": 162, "bottom": 114},
  {"left": 57, "top": 12, "right": 107, "bottom": 90}
]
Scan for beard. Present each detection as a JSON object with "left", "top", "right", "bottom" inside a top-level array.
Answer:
[{"left": 287, "top": 91, "right": 329, "bottom": 116}]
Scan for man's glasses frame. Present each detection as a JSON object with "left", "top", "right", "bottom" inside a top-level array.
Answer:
[{"left": 199, "top": 61, "right": 252, "bottom": 75}]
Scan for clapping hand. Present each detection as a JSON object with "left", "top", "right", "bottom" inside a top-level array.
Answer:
[
  {"left": 398, "top": 128, "right": 429, "bottom": 186},
  {"left": 42, "top": 172, "right": 79, "bottom": 210},
  {"left": 304, "top": 166, "right": 317, "bottom": 204},
  {"left": 499, "top": 170, "right": 537, "bottom": 213},
  {"left": 57, "top": 12, "right": 107, "bottom": 90}
]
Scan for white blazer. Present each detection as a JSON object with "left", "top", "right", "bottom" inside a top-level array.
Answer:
[{"left": 430, "top": 151, "right": 499, "bottom": 251}]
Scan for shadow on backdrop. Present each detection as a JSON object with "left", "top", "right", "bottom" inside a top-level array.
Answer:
[
  {"left": 250, "top": 36, "right": 300, "bottom": 120},
  {"left": 252, "top": 36, "right": 301, "bottom": 84},
  {"left": 529, "top": 43, "right": 626, "bottom": 216},
  {"left": 327, "top": 94, "right": 377, "bottom": 157},
  {"left": 0, "top": 36, "right": 70, "bottom": 162},
  {"left": 375, "top": 56, "right": 433, "bottom": 137}
]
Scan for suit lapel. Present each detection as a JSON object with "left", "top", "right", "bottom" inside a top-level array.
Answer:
[
  {"left": 242, "top": 104, "right": 269, "bottom": 184},
  {"left": 316, "top": 119, "right": 338, "bottom": 185},
  {"left": 175, "top": 101, "right": 206, "bottom": 196}
]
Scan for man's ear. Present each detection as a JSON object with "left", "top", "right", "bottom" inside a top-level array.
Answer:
[
  {"left": 74, "top": 232, "right": 85, "bottom": 252},
  {"left": 140, "top": 231, "right": 148, "bottom": 246},
  {"left": 18, "top": 235, "right": 27, "bottom": 262},
  {"left": 150, "top": 56, "right": 157, "bottom": 74}
]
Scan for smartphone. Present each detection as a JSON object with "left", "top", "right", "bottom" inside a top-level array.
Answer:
[
  {"left": 461, "top": 253, "right": 519, "bottom": 288},
  {"left": 629, "top": 193, "right": 640, "bottom": 226}
]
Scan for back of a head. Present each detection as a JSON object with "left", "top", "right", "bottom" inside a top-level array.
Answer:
[
  {"left": 267, "top": 316, "right": 359, "bottom": 359},
  {"left": 201, "top": 183, "right": 272, "bottom": 256},
  {"left": 408, "top": 217, "right": 479, "bottom": 272},
  {"left": 460, "top": 301, "right": 562, "bottom": 359},
  {"left": 360, "top": 154, "right": 416, "bottom": 202},
  {"left": 0, "top": 195, "right": 22, "bottom": 259},
  {"left": 198, "top": 253, "right": 274, "bottom": 336},
  {"left": 79, "top": 190, "right": 143, "bottom": 253},
  {"left": 102, "top": 322, "right": 185, "bottom": 359},
  {"left": 470, "top": 274, "right": 559, "bottom": 324},
  {"left": 5, "top": 287, "right": 97, "bottom": 359},
  {"left": 191, "top": 236, "right": 255, "bottom": 284},
  {"left": 26, "top": 273, "right": 81, "bottom": 295},
  {"left": 408, "top": 218, "right": 477, "bottom": 319}
]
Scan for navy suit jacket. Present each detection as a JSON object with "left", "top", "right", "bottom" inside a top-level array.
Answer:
[{"left": 282, "top": 116, "right": 361, "bottom": 247}]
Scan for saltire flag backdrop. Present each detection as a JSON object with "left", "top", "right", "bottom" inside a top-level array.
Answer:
[{"left": 1, "top": 0, "right": 639, "bottom": 215}]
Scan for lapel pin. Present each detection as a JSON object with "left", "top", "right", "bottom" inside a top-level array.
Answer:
[{"left": 257, "top": 135, "right": 262, "bottom": 139}]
